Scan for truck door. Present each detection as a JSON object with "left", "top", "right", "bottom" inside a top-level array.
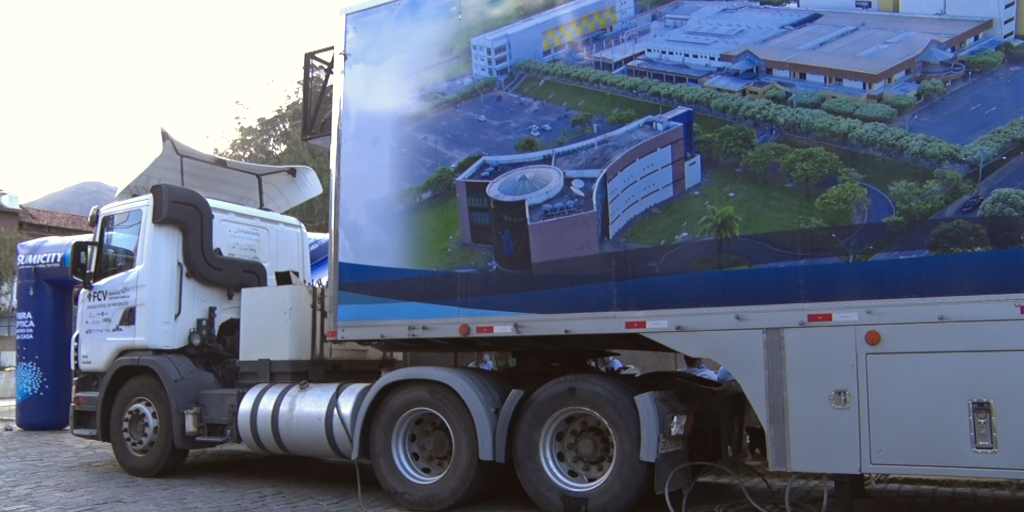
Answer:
[{"left": 78, "top": 209, "right": 144, "bottom": 370}]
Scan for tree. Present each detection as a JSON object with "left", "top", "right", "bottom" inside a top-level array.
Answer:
[
  {"left": 793, "top": 93, "right": 826, "bottom": 109},
  {"left": 710, "top": 125, "right": 756, "bottom": 163},
  {"left": 918, "top": 79, "right": 947, "bottom": 101},
  {"left": 697, "top": 205, "right": 741, "bottom": 270},
  {"left": 571, "top": 113, "right": 594, "bottom": 129},
  {"left": 764, "top": 89, "right": 788, "bottom": 105},
  {"left": 606, "top": 109, "right": 639, "bottom": 125},
  {"left": 999, "top": 42, "right": 1024, "bottom": 64},
  {"left": 423, "top": 167, "right": 456, "bottom": 197},
  {"left": 980, "top": 188, "right": 1024, "bottom": 249},
  {"left": 740, "top": 142, "right": 792, "bottom": 176},
  {"left": 980, "top": 188, "right": 1024, "bottom": 218},
  {"left": 928, "top": 220, "right": 991, "bottom": 255},
  {"left": 217, "top": 84, "right": 331, "bottom": 231},
  {"left": 967, "top": 50, "right": 1005, "bottom": 73},
  {"left": 821, "top": 98, "right": 861, "bottom": 118},
  {"left": 884, "top": 95, "right": 917, "bottom": 114},
  {"left": 781, "top": 147, "right": 845, "bottom": 187},
  {"left": 0, "top": 229, "right": 24, "bottom": 310},
  {"left": 931, "top": 168, "right": 973, "bottom": 202},
  {"left": 814, "top": 182, "right": 868, "bottom": 226},
  {"left": 852, "top": 103, "right": 897, "bottom": 123},
  {"left": 888, "top": 180, "right": 943, "bottom": 221},
  {"left": 822, "top": 98, "right": 896, "bottom": 123},
  {"left": 515, "top": 136, "right": 541, "bottom": 153},
  {"left": 454, "top": 154, "right": 484, "bottom": 175}
]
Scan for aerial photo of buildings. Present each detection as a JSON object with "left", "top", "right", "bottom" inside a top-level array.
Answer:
[{"left": 337, "top": 0, "right": 1024, "bottom": 272}]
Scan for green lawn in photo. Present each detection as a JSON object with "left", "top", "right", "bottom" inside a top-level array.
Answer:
[
  {"left": 624, "top": 168, "right": 816, "bottom": 245},
  {"left": 411, "top": 195, "right": 491, "bottom": 270}
]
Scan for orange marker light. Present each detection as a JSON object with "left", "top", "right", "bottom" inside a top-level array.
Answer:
[
  {"left": 865, "top": 330, "right": 882, "bottom": 346},
  {"left": 459, "top": 324, "right": 471, "bottom": 337}
]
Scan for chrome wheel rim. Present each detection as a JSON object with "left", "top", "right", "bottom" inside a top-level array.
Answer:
[
  {"left": 391, "top": 407, "right": 454, "bottom": 485},
  {"left": 121, "top": 397, "right": 160, "bottom": 456},
  {"left": 539, "top": 407, "right": 617, "bottom": 492}
]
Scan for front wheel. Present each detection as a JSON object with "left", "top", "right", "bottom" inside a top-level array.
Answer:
[
  {"left": 513, "top": 374, "right": 650, "bottom": 512},
  {"left": 369, "top": 383, "right": 488, "bottom": 511},
  {"left": 109, "top": 375, "right": 188, "bottom": 477}
]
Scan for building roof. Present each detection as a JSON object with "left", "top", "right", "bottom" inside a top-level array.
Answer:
[
  {"left": 704, "top": 75, "right": 754, "bottom": 92},
  {"left": 627, "top": 58, "right": 714, "bottom": 78},
  {"left": 593, "top": 2, "right": 811, "bottom": 63},
  {"left": 724, "top": 10, "right": 992, "bottom": 81},
  {"left": 18, "top": 206, "right": 91, "bottom": 234},
  {"left": 473, "top": 0, "right": 611, "bottom": 43}
]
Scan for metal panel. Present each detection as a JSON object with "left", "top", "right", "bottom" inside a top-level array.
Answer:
[
  {"left": 326, "top": 13, "right": 346, "bottom": 341},
  {"left": 866, "top": 351, "right": 1024, "bottom": 470},
  {"left": 857, "top": 321, "right": 1024, "bottom": 477},
  {"left": 764, "top": 328, "right": 789, "bottom": 472},
  {"left": 783, "top": 327, "right": 860, "bottom": 474}
]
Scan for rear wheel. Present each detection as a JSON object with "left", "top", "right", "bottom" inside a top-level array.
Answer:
[
  {"left": 369, "top": 384, "right": 487, "bottom": 511},
  {"left": 513, "top": 375, "right": 650, "bottom": 512},
  {"left": 109, "top": 375, "right": 188, "bottom": 477}
]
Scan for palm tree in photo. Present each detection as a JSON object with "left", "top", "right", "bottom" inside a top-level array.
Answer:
[{"left": 697, "top": 205, "right": 742, "bottom": 269}]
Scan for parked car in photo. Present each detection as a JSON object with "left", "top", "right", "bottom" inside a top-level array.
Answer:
[{"left": 960, "top": 194, "right": 984, "bottom": 213}]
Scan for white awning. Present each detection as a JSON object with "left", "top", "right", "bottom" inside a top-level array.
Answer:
[{"left": 116, "top": 130, "right": 323, "bottom": 213}]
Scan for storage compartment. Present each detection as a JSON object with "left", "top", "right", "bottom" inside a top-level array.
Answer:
[
  {"left": 866, "top": 351, "right": 1024, "bottom": 470},
  {"left": 239, "top": 285, "right": 315, "bottom": 361}
]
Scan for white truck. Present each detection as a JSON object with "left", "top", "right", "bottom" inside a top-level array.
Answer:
[{"left": 69, "top": 1, "right": 1024, "bottom": 511}]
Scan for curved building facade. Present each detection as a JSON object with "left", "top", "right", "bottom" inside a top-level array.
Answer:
[{"left": 456, "top": 108, "right": 701, "bottom": 271}]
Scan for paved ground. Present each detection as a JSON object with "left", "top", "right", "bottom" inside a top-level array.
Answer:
[
  {"left": 908, "top": 65, "right": 1024, "bottom": 145},
  {"left": 2, "top": 428, "right": 1023, "bottom": 512},
  {"left": 396, "top": 91, "right": 590, "bottom": 187}
]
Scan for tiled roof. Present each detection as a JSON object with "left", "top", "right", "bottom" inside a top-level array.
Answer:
[{"left": 18, "top": 206, "right": 91, "bottom": 233}]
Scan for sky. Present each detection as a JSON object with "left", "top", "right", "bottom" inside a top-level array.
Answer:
[{"left": 1, "top": 0, "right": 358, "bottom": 203}]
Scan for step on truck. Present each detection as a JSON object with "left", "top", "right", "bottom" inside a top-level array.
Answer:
[{"left": 70, "top": 1, "right": 1024, "bottom": 511}]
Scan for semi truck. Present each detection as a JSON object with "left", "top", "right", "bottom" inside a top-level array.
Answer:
[{"left": 59, "top": 1, "right": 1024, "bottom": 511}]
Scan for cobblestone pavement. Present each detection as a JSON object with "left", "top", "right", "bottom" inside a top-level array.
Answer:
[{"left": 2, "top": 427, "right": 1024, "bottom": 512}]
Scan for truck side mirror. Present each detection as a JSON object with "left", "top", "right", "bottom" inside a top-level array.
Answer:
[{"left": 70, "top": 241, "right": 97, "bottom": 289}]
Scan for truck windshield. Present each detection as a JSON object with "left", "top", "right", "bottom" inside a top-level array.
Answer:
[{"left": 96, "top": 210, "right": 143, "bottom": 281}]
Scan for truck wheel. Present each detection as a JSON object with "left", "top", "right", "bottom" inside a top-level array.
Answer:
[
  {"left": 513, "top": 375, "right": 650, "bottom": 512},
  {"left": 109, "top": 375, "right": 188, "bottom": 478},
  {"left": 369, "top": 383, "right": 487, "bottom": 511}
]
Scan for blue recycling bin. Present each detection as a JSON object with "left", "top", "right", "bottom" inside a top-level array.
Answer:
[{"left": 15, "top": 235, "right": 89, "bottom": 430}]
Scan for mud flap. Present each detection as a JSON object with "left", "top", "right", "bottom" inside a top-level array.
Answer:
[{"left": 635, "top": 390, "right": 693, "bottom": 495}]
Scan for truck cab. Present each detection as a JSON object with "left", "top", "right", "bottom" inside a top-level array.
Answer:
[
  {"left": 75, "top": 193, "right": 311, "bottom": 373},
  {"left": 69, "top": 130, "right": 322, "bottom": 448}
]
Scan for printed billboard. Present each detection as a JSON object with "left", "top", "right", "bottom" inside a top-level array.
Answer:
[{"left": 335, "top": 0, "right": 1024, "bottom": 322}]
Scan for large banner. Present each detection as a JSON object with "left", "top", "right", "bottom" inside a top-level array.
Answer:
[{"left": 335, "top": 0, "right": 1024, "bottom": 322}]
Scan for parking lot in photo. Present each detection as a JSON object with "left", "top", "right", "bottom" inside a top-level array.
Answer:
[
  {"left": 909, "top": 65, "right": 1024, "bottom": 145},
  {"left": 395, "top": 91, "right": 590, "bottom": 186}
]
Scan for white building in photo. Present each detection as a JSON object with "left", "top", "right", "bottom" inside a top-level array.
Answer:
[
  {"left": 470, "top": 0, "right": 635, "bottom": 79},
  {"left": 801, "top": 0, "right": 1019, "bottom": 40}
]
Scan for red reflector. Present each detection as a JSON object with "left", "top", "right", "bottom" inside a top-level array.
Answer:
[
  {"left": 808, "top": 313, "right": 833, "bottom": 323},
  {"left": 326, "top": 331, "right": 337, "bottom": 339},
  {"left": 1020, "top": 306, "right": 1024, "bottom": 315},
  {"left": 625, "top": 321, "right": 646, "bottom": 329},
  {"left": 476, "top": 326, "right": 494, "bottom": 334},
  {"left": 74, "top": 396, "right": 84, "bottom": 405}
]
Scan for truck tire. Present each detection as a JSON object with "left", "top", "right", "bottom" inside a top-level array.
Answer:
[
  {"left": 369, "top": 383, "right": 488, "bottom": 511},
  {"left": 513, "top": 375, "right": 650, "bottom": 512},
  {"left": 109, "top": 375, "right": 189, "bottom": 478}
]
